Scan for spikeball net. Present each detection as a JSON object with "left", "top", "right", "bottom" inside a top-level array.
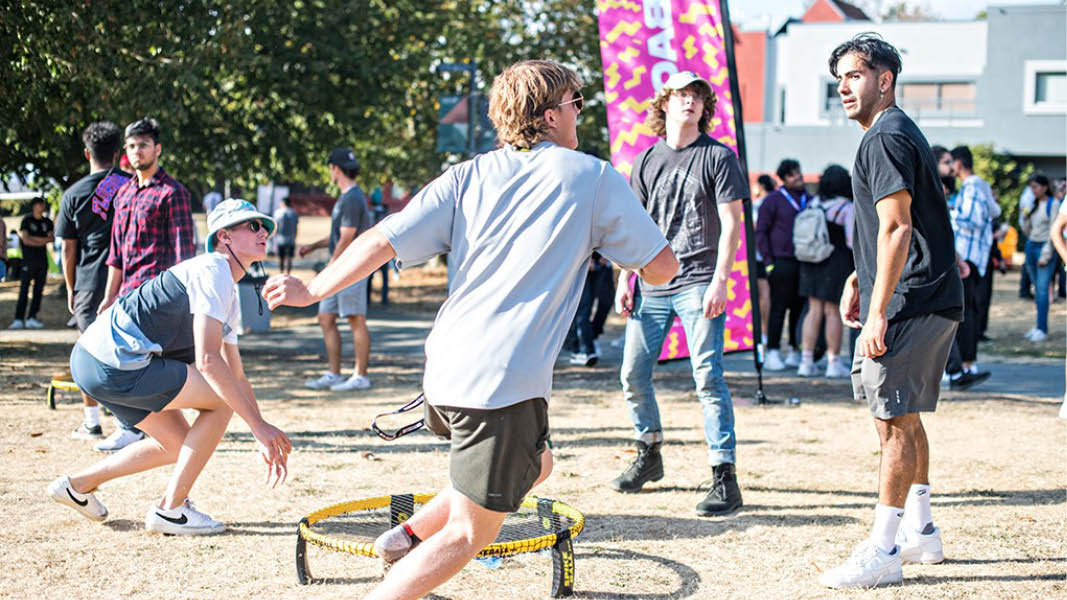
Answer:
[{"left": 295, "top": 493, "right": 585, "bottom": 596}]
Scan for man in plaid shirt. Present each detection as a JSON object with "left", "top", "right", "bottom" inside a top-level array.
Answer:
[{"left": 95, "top": 117, "right": 196, "bottom": 452}]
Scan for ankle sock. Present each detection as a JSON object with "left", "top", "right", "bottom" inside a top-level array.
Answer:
[
  {"left": 83, "top": 406, "right": 100, "bottom": 428},
  {"left": 801, "top": 351, "right": 814, "bottom": 364},
  {"left": 869, "top": 504, "right": 904, "bottom": 553},
  {"left": 904, "top": 483, "right": 933, "bottom": 532}
]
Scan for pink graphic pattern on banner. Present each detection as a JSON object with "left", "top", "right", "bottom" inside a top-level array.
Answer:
[{"left": 597, "top": 0, "right": 754, "bottom": 357}]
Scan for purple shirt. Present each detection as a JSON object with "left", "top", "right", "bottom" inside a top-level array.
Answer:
[{"left": 756, "top": 187, "right": 809, "bottom": 262}]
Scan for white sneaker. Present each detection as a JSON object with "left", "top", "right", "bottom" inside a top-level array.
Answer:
[
  {"left": 71, "top": 422, "right": 104, "bottom": 440},
  {"left": 93, "top": 428, "right": 145, "bottom": 453},
  {"left": 896, "top": 524, "right": 944, "bottom": 564},
  {"left": 797, "top": 361, "right": 815, "bottom": 377},
  {"left": 330, "top": 374, "right": 371, "bottom": 391},
  {"left": 305, "top": 372, "right": 346, "bottom": 390},
  {"left": 47, "top": 475, "right": 108, "bottom": 522},
  {"left": 145, "top": 498, "right": 226, "bottom": 535},
  {"left": 784, "top": 349, "right": 801, "bottom": 367},
  {"left": 1027, "top": 329, "right": 1048, "bottom": 342},
  {"left": 764, "top": 349, "right": 786, "bottom": 371},
  {"left": 25, "top": 317, "right": 44, "bottom": 329},
  {"left": 825, "top": 361, "right": 851, "bottom": 378},
  {"left": 820, "top": 540, "right": 903, "bottom": 589},
  {"left": 1022, "top": 328, "right": 1040, "bottom": 340},
  {"left": 8, "top": 319, "right": 24, "bottom": 330},
  {"left": 568, "top": 352, "right": 599, "bottom": 367}
]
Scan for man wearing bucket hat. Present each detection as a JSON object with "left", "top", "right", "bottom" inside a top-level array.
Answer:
[
  {"left": 298, "top": 147, "right": 374, "bottom": 392},
  {"left": 610, "top": 70, "right": 748, "bottom": 518},
  {"left": 47, "top": 199, "right": 292, "bottom": 535}
]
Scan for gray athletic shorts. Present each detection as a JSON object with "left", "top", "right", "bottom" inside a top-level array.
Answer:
[
  {"left": 851, "top": 312, "right": 958, "bottom": 419},
  {"left": 73, "top": 288, "right": 104, "bottom": 332},
  {"left": 424, "top": 398, "right": 549, "bottom": 513},
  {"left": 70, "top": 343, "right": 188, "bottom": 428},
  {"left": 318, "top": 279, "right": 367, "bottom": 317}
]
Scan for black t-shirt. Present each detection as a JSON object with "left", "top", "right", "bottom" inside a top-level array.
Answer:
[
  {"left": 19, "top": 214, "right": 54, "bottom": 267},
  {"left": 851, "top": 107, "right": 963, "bottom": 323},
  {"left": 55, "top": 169, "right": 131, "bottom": 291},
  {"left": 630, "top": 134, "right": 749, "bottom": 296}
]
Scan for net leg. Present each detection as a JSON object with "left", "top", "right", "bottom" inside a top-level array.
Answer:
[
  {"left": 550, "top": 534, "right": 575, "bottom": 597},
  {"left": 296, "top": 519, "right": 312, "bottom": 585},
  {"left": 47, "top": 384, "right": 56, "bottom": 410}
]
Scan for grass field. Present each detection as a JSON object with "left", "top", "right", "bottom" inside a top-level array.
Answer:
[{"left": 0, "top": 262, "right": 1063, "bottom": 599}]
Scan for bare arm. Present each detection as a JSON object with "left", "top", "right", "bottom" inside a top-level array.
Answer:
[
  {"left": 329, "top": 226, "right": 357, "bottom": 264},
  {"left": 1050, "top": 212, "right": 1067, "bottom": 264},
  {"left": 637, "top": 245, "right": 679, "bottom": 287},
  {"left": 62, "top": 239, "right": 78, "bottom": 314},
  {"left": 703, "top": 200, "right": 743, "bottom": 318},
  {"left": 97, "top": 266, "right": 123, "bottom": 314},
  {"left": 858, "top": 190, "right": 913, "bottom": 358}
]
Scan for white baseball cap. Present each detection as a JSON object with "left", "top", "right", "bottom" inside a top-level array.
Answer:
[
  {"left": 663, "top": 71, "right": 712, "bottom": 94},
  {"left": 206, "top": 199, "right": 276, "bottom": 252}
]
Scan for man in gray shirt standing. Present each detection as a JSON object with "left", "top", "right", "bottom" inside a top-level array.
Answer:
[
  {"left": 264, "top": 59, "right": 677, "bottom": 600},
  {"left": 610, "top": 71, "right": 748, "bottom": 518},
  {"left": 299, "top": 148, "right": 373, "bottom": 392}
]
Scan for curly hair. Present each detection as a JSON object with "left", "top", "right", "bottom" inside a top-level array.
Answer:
[
  {"left": 82, "top": 121, "right": 122, "bottom": 161},
  {"left": 643, "top": 83, "right": 717, "bottom": 138},
  {"left": 489, "top": 60, "right": 583, "bottom": 150}
]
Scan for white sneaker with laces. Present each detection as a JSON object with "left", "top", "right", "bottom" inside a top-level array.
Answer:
[
  {"left": 145, "top": 498, "right": 226, "bottom": 535},
  {"left": 796, "top": 361, "right": 815, "bottom": 377},
  {"left": 764, "top": 349, "right": 786, "bottom": 371},
  {"left": 825, "top": 361, "right": 851, "bottom": 379},
  {"left": 8, "top": 319, "right": 24, "bottom": 330},
  {"left": 784, "top": 349, "right": 801, "bottom": 367},
  {"left": 330, "top": 374, "right": 371, "bottom": 391},
  {"left": 93, "top": 428, "right": 145, "bottom": 453},
  {"left": 305, "top": 372, "right": 346, "bottom": 390},
  {"left": 896, "top": 524, "right": 944, "bottom": 564},
  {"left": 47, "top": 475, "right": 108, "bottom": 522},
  {"left": 819, "top": 540, "right": 903, "bottom": 589},
  {"left": 1028, "top": 329, "right": 1048, "bottom": 342},
  {"left": 25, "top": 317, "right": 44, "bottom": 329}
]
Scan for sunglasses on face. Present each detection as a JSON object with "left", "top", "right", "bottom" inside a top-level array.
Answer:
[
  {"left": 556, "top": 91, "right": 584, "bottom": 113},
  {"left": 230, "top": 220, "right": 264, "bottom": 233}
]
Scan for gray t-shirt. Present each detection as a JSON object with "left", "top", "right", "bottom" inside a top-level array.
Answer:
[
  {"left": 273, "top": 206, "right": 299, "bottom": 246},
  {"left": 630, "top": 134, "right": 748, "bottom": 296},
  {"left": 378, "top": 141, "right": 668, "bottom": 410},
  {"left": 330, "top": 185, "right": 372, "bottom": 254}
]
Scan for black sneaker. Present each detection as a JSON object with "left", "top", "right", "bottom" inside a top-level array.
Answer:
[
  {"left": 948, "top": 371, "right": 991, "bottom": 391},
  {"left": 696, "top": 463, "right": 743, "bottom": 516},
  {"left": 609, "top": 441, "right": 663, "bottom": 493}
]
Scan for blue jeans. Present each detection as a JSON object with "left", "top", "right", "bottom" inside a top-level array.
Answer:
[
  {"left": 1024, "top": 241, "right": 1055, "bottom": 333},
  {"left": 620, "top": 284, "right": 735, "bottom": 466}
]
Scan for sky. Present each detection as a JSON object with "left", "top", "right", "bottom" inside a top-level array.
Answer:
[{"left": 731, "top": 0, "right": 1064, "bottom": 31}]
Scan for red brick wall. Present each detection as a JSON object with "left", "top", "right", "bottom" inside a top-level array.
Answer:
[
  {"left": 802, "top": 0, "right": 845, "bottom": 22},
  {"left": 735, "top": 30, "right": 766, "bottom": 123}
]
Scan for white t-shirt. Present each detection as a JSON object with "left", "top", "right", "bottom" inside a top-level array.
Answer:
[{"left": 379, "top": 141, "right": 668, "bottom": 410}]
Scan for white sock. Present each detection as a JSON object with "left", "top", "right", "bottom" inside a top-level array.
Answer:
[
  {"left": 904, "top": 484, "right": 933, "bottom": 532},
  {"left": 869, "top": 504, "right": 904, "bottom": 553},
  {"left": 801, "top": 351, "right": 814, "bottom": 364},
  {"left": 83, "top": 405, "right": 100, "bottom": 427}
]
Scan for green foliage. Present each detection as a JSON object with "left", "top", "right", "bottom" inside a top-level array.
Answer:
[{"left": 970, "top": 143, "right": 1034, "bottom": 228}]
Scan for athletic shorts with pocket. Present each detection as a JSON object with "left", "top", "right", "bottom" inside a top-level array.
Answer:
[
  {"left": 318, "top": 278, "right": 368, "bottom": 317},
  {"left": 424, "top": 397, "right": 549, "bottom": 513},
  {"left": 70, "top": 343, "right": 188, "bottom": 428},
  {"left": 851, "top": 312, "right": 958, "bottom": 419}
]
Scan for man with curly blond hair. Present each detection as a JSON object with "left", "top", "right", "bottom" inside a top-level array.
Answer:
[
  {"left": 610, "top": 71, "right": 749, "bottom": 518},
  {"left": 263, "top": 58, "right": 678, "bottom": 600}
]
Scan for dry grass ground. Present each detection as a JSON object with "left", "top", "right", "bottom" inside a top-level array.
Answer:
[{"left": 0, "top": 264, "right": 1062, "bottom": 599}]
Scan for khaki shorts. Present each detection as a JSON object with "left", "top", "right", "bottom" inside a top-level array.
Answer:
[{"left": 425, "top": 398, "right": 549, "bottom": 513}]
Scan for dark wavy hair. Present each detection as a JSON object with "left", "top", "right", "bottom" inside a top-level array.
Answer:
[
  {"left": 829, "top": 32, "right": 903, "bottom": 88},
  {"left": 818, "top": 164, "right": 852, "bottom": 200},
  {"left": 125, "top": 117, "right": 161, "bottom": 143},
  {"left": 82, "top": 121, "right": 122, "bottom": 161},
  {"left": 776, "top": 159, "right": 800, "bottom": 181}
]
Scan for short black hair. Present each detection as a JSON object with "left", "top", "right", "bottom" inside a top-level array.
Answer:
[
  {"left": 82, "top": 121, "right": 122, "bottom": 162},
  {"left": 818, "top": 164, "right": 852, "bottom": 200},
  {"left": 339, "top": 165, "right": 360, "bottom": 179},
  {"left": 756, "top": 174, "right": 777, "bottom": 194},
  {"left": 930, "top": 144, "right": 950, "bottom": 161},
  {"left": 950, "top": 146, "right": 973, "bottom": 171},
  {"left": 125, "top": 117, "right": 161, "bottom": 143},
  {"left": 1028, "top": 172, "right": 1051, "bottom": 190},
  {"left": 829, "top": 32, "right": 903, "bottom": 88},
  {"left": 31, "top": 196, "right": 47, "bottom": 206},
  {"left": 776, "top": 159, "right": 801, "bottom": 181}
]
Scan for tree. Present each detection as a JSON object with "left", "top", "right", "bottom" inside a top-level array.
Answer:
[{"left": 970, "top": 143, "right": 1034, "bottom": 231}]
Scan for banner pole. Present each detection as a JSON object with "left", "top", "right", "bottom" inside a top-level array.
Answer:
[{"left": 718, "top": 0, "right": 775, "bottom": 405}]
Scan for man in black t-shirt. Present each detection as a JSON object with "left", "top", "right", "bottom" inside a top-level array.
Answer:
[
  {"left": 819, "top": 34, "right": 964, "bottom": 590},
  {"left": 56, "top": 121, "right": 132, "bottom": 440},
  {"left": 610, "top": 71, "right": 748, "bottom": 517},
  {"left": 11, "top": 198, "right": 54, "bottom": 330}
]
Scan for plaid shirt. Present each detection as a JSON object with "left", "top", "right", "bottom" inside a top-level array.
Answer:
[
  {"left": 951, "top": 174, "right": 1000, "bottom": 277},
  {"left": 107, "top": 167, "right": 196, "bottom": 296}
]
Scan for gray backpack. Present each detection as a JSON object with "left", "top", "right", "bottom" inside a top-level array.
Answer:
[{"left": 793, "top": 199, "right": 834, "bottom": 263}]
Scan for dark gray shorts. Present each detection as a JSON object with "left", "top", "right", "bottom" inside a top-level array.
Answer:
[
  {"left": 70, "top": 343, "right": 188, "bottom": 428},
  {"left": 73, "top": 288, "right": 104, "bottom": 333},
  {"left": 851, "top": 313, "right": 958, "bottom": 419},
  {"left": 424, "top": 398, "right": 549, "bottom": 513}
]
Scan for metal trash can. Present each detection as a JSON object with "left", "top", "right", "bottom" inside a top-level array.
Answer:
[{"left": 237, "top": 271, "right": 271, "bottom": 334}]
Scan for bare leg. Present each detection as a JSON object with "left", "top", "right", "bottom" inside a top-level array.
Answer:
[
  {"left": 318, "top": 313, "right": 342, "bottom": 374},
  {"left": 348, "top": 314, "right": 370, "bottom": 377},
  {"left": 757, "top": 278, "right": 770, "bottom": 338},
  {"left": 81, "top": 393, "right": 98, "bottom": 408},
  {"left": 801, "top": 298, "right": 825, "bottom": 353},
  {"left": 873, "top": 414, "right": 921, "bottom": 507},
  {"left": 912, "top": 418, "right": 929, "bottom": 485},
  {"left": 69, "top": 410, "right": 188, "bottom": 493},
  {"left": 823, "top": 301, "right": 843, "bottom": 357}
]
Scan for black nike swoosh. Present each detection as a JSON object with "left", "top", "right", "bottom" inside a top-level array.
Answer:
[
  {"left": 66, "top": 488, "right": 88, "bottom": 507},
  {"left": 155, "top": 512, "right": 188, "bottom": 525}
]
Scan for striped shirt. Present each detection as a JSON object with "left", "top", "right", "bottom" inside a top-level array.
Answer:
[{"left": 951, "top": 175, "right": 999, "bottom": 277}]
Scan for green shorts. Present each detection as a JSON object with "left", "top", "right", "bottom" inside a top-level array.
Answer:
[{"left": 424, "top": 398, "right": 549, "bottom": 513}]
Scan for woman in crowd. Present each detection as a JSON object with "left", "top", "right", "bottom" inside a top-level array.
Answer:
[
  {"left": 1019, "top": 173, "right": 1061, "bottom": 342},
  {"left": 752, "top": 174, "right": 777, "bottom": 345},
  {"left": 796, "top": 165, "right": 854, "bottom": 378}
]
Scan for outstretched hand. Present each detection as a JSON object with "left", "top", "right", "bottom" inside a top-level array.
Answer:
[
  {"left": 262, "top": 274, "right": 317, "bottom": 310},
  {"left": 252, "top": 421, "right": 292, "bottom": 488}
]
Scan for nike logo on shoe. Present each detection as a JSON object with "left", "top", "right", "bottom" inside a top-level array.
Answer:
[
  {"left": 66, "top": 488, "right": 88, "bottom": 507},
  {"left": 156, "top": 512, "right": 188, "bottom": 525}
]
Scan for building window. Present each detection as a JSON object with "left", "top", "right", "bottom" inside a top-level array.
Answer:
[
  {"left": 898, "top": 82, "right": 976, "bottom": 115},
  {"left": 824, "top": 82, "right": 838, "bottom": 112},
  {"left": 1024, "top": 60, "right": 1067, "bottom": 114}
]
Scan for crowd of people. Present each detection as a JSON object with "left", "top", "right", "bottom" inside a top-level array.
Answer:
[{"left": 24, "top": 34, "right": 1066, "bottom": 599}]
